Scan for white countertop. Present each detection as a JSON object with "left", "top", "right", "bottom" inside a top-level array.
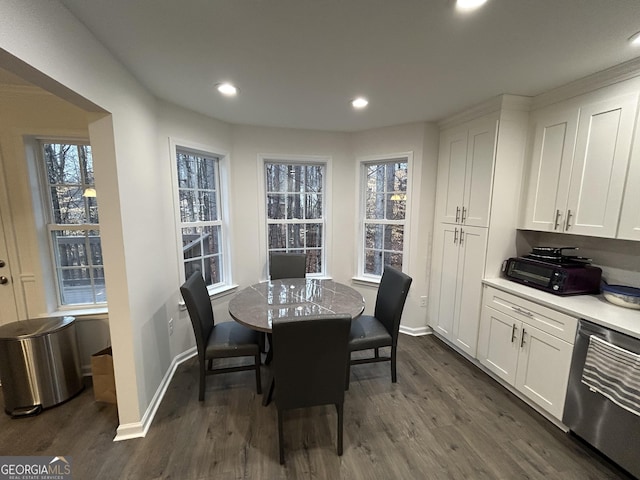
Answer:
[{"left": 483, "top": 277, "right": 640, "bottom": 339}]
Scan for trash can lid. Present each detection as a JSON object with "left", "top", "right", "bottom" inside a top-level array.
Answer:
[{"left": 0, "top": 316, "right": 75, "bottom": 339}]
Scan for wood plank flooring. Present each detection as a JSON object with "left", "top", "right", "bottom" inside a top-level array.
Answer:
[{"left": 0, "top": 335, "right": 634, "bottom": 479}]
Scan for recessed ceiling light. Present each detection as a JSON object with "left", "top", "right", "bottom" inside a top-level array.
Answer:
[
  {"left": 352, "top": 97, "right": 369, "bottom": 109},
  {"left": 216, "top": 82, "right": 238, "bottom": 96},
  {"left": 630, "top": 31, "right": 640, "bottom": 46},
  {"left": 456, "top": 0, "right": 487, "bottom": 11}
]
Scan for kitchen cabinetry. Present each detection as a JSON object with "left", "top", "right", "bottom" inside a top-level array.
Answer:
[
  {"left": 521, "top": 90, "right": 639, "bottom": 238},
  {"left": 435, "top": 115, "right": 497, "bottom": 228},
  {"left": 430, "top": 224, "right": 487, "bottom": 357},
  {"left": 618, "top": 121, "right": 640, "bottom": 240},
  {"left": 477, "top": 286, "right": 577, "bottom": 420}
]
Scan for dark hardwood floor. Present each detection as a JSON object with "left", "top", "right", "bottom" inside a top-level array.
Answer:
[{"left": 0, "top": 335, "right": 633, "bottom": 479}]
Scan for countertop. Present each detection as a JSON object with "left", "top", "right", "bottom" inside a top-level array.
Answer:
[{"left": 483, "top": 277, "right": 640, "bottom": 339}]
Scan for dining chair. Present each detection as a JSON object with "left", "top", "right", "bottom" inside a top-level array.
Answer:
[
  {"left": 180, "top": 272, "right": 262, "bottom": 401},
  {"left": 269, "top": 252, "right": 306, "bottom": 280},
  {"left": 347, "top": 266, "right": 412, "bottom": 386},
  {"left": 271, "top": 314, "right": 352, "bottom": 464}
]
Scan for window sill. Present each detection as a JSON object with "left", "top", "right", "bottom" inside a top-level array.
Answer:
[
  {"left": 178, "top": 283, "right": 239, "bottom": 310},
  {"left": 42, "top": 307, "right": 109, "bottom": 319},
  {"left": 351, "top": 276, "right": 381, "bottom": 287}
]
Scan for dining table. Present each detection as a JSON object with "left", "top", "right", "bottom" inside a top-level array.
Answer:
[{"left": 228, "top": 278, "right": 365, "bottom": 405}]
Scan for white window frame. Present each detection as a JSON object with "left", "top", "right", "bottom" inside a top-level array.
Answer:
[
  {"left": 259, "top": 154, "right": 331, "bottom": 279},
  {"left": 170, "top": 139, "right": 234, "bottom": 296},
  {"left": 36, "top": 138, "right": 106, "bottom": 308},
  {"left": 356, "top": 152, "right": 412, "bottom": 282}
]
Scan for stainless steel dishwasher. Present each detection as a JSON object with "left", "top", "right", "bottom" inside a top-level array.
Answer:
[{"left": 563, "top": 319, "right": 640, "bottom": 478}]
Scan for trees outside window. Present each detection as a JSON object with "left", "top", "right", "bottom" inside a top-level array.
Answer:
[
  {"left": 41, "top": 141, "right": 105, "bottom": 306},
  {"left": 361, "top": 158, "right": 409, "bottom": 277},
  {"left": 265, "top": 161, "right": 325, "bottom": 275},
  {"left": 176, "top": 147, "right": 226, "bottom": 287}
]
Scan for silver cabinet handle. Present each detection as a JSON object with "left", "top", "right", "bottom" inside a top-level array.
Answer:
[
  {"left": 461, "top": 206, "right": 467, "bottom": 224},
  {"left": 512, "top": 306, "right": 533, "bottom": 317},
  {"left": 565, "top": 209, "right": 573, "bottom": 230},
  {"left": 520, "top": 328, "right": 527, "bottom": 348},
  {"left": 459, "top": 228, "right": 464, "bottom": 245},
  {"left": 511, "top": 324, "right": 517, "bottom": 343},
  {"left": 453, "top": 227, "right": 458, "bottom": 244},
  {"left": 554, "top": 209, "right": 561, "bottom": 230},
  {"left": 455, "top": 206, "right": 460, "bottom": 223}
]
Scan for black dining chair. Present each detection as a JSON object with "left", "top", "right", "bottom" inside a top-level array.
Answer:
[
  {"left": 180, "top": 272, "right": 262, "bottom": 401},
  {"left": 269, "top": 252, "right": 306, "bottom": 280},
  {"left": 347, "top": 266, "right": 412, "bottom": 386},
  {"left": 272, "top": 314, "right": 352, "bottom": 464}
]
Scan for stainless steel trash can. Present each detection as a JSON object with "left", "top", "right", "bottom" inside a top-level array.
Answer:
[{"left": 0, "top": 316, "right": 83, "bottom": 417}]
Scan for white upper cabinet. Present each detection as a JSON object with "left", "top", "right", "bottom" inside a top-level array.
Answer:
[
  {"left": 521, "top": 89, "right": 639, "bottom": 238},
  {"left": 617, "top": 112, "right": 640, "bottom": 241},
  {"left": 436, "top": 115, "right": 498, "bottom": 228},
  {"left": 522, "top": 106, "right": 578, "bottom": 232}
]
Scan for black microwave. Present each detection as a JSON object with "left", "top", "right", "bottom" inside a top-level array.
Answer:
[{"left": 503, "top": 257, "right": 602, "bottom": 295}]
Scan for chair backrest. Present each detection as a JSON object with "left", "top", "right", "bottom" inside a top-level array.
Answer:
[
  {"left": 269, "top": 252, "right": 307, "bottom": 280},
  {"left": 272, "top": 314, "right": 351, "bottom": 410},
  {"left": 180, "top": 272, "right": 214, "bottom": 360},
  {"left": 374, "top": 266, "right": 413, "bottom": 343}
]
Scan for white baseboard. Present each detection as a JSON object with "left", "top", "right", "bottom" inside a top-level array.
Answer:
[
  {"left": 113, "top": 346, "right": 196, "bottom": 442},
  {"left": 399, "top": 325, "right": 432, "bottom": 336}
]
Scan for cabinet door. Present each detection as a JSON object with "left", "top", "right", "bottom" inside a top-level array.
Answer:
[
  {"left": 521, "top": 107, "right": 578, "bottom": 232},
  {"left": 617, "top": 121, "right": 640, "bottom": 240},
  {"left": 477, "top": 306, "right": 519, "bottom": 384},
  {"left": 462, "top": 117, "right": 497, "bottom": 227},
  {"left": 436, "top": 129, "right": 468, "bottom": 224},
  {"left": 428, "top": 224, "right": 461, "bottom": 338},
  {"left": 565, "top": 93, "right": 639, "bottom": 238},
  {"left": 452, "top": 226, "right": 487, "bottom": 356},
  {"left": 514, "top": 324, "right": 573, "bottom": 420}
]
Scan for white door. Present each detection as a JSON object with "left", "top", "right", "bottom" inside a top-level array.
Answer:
[
  {"left": 0, "top": 210, "right": 18, "bottom": 326},
  {"left": 514, "top": 324, "right": 573, "bottom": 420},
  {"left": 565, "top": 93, "right": 639, "bottom": 238},
  {"left": 429, "top": 224, "right": 460, "bottom": 338},
  {"left": 477, "top": 307, "right": 519, "bottom": 384},
  {"left": 522, "top": 106, "right": 578, "bottom": 232},
  {"left": 452, "top": 226, "right": 487, "bottom": 356},
  {"left": 437, "top": 129, "right": 468, "bottom": 224},
  {"left": 462, "top": 117, "right": 497, "bottom": 228}
]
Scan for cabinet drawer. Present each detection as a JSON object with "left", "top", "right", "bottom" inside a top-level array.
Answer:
[{"left": 482, "top": 286, "right": 578, "bottom": 343}]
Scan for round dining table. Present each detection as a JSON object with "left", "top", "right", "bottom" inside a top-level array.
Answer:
[
  {"left": 229, "top": 278, "right": 365, "bottom": 406},
  {"left": 228, "top": 278, "right": 365, "bottom": 332}
]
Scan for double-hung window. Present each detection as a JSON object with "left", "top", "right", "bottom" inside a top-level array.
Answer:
[
  {"left": 265, "top": 161, "right": 325, "bottom": 275},
  {"left": 360, "top": 156, "right": 409, "bottom": 278},
  {"left": 41, "top": 141, "right": 105, "bottom": 306},
  {"left": 175, "top": 147, "right": 228, "bottom": 288}
]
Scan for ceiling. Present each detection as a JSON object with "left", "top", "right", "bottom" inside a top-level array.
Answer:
[{"left": 56, "top": 0, "right": 640, "bottom": 132}]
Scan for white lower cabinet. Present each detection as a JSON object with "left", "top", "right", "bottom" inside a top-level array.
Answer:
[
  {"left": 429, "top": 224, "right": 488, "bottom": 357},
  {"left": 477, "top": 286, "right": 577, "bottom": 420}
]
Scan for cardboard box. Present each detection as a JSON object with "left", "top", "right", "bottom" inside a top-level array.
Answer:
[{"left": 91, "top": 347, "right": 117, "bottom": 404}]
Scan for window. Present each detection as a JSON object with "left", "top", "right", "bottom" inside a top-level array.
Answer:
[
  {"left": 360, "top": 157, "right": 409, "bottom": 278},
  {"left": 175, "top": 147, "right": 228, "bottom": 288},
  {"left": 265, "top": 161, "right": 325, "bottom": 275},
  {"left": 41, "top": 141, "right": 105, "bottom": 306}
]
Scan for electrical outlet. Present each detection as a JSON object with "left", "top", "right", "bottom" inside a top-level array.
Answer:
[
  {"left": 420, "top": 296, "right": 428, "bottom": 308},
  {"left": 168, "top": 317, "right": 174, "bottom": 336}
]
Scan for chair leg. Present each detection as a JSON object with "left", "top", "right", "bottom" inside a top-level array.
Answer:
[
  {"left": 374, "top": 347, "right": 379, "bottom": 359},
  {"left": 199, "top": 358, "right": 206, "bottom": 401},
  {"left": 278, "top": 408, "right": 285, "bottom": 465},
  {"left": 255, "top": 353, "right": 262, "bottom": 395},
  {"left": 208, "top": 359, "right": 213, "bottom": 370},
  {"left": 391, "top": 345, "right": 397, "bottom": 383},
  {"left": 336, "top": 402, "right": 344, "bottom": 456}
]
